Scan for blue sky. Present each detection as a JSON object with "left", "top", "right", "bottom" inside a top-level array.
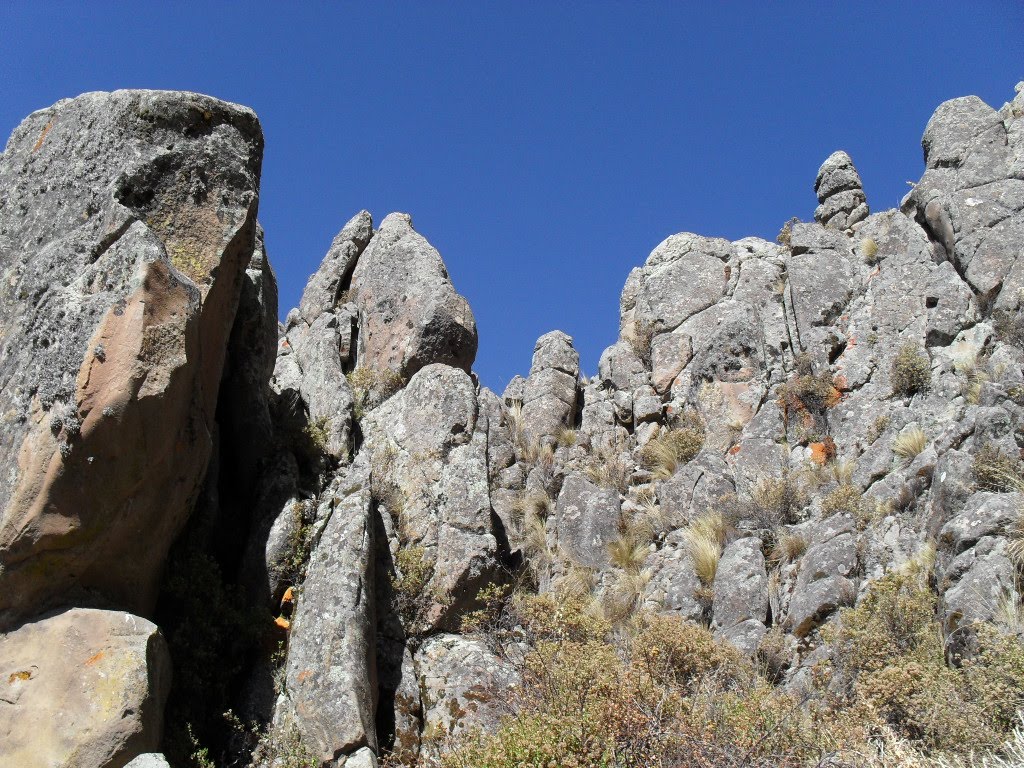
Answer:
[{"left": 1, "top": 2, "right": 1021, "bottom": 392}]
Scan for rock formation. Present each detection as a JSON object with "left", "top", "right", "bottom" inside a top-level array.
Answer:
[{"left": 1, "top": 81, "right": 1023, "bottom": 767}]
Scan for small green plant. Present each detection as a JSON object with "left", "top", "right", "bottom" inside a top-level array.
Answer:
[
  {"left": 820, "top": 483, "right": 864, "bottom": 519},
  {"left": 391, "top": 545, "right": 440, "bottom": 633},
  {"left": 301, "top": 416, "right": 330, "bottom": 456},
  {"left": 891, "top": 343, "right": 931, "bottom": 397},
  {"left": 892, "top": 426, "right": 928, "bottom": 462}
]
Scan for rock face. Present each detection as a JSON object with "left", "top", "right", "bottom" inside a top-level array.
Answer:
[
  {"left": 3, "top": 82, "right": 1024, "bottom": 768},
  {"left": 0, "top": 90, "right": 263, "bottom": 627},
  {"left": 0, "top": 608, "right": 171, "bottom": 768}
]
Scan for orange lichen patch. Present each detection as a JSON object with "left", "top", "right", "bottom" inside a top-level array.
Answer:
[
  {"left": 729, "top": 444, "right": 742, "bottom": 456},
  {"left": 809, "top": 437, "right": 837, "bottom": 465},
  {"left": 281, "top": 586, "right": 295, "bottom": 608},
  {"left": 8, "top": 670, "right": 32, "bottom": 684},
  {"left": 297, "top": 669, "right": 313, "bottom": 684},
  {"left": 274, "top": 616, "right": 291, "bottom": 632},
  {"left": 825, "top": 385, "right": 842, "bottom": 408},
  {"left": 84, "top": 651, "right": 105, "bottom": 666},
  {"left": 32, "top": 121, "right": 53, "bottom": 153},
  {"left": 832, "top": 375, "right": 848, "bottom": 392}
]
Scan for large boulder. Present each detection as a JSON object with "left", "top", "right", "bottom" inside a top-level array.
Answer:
[
  {"left": 0, "top": 608, "right": 171, "bottom": 768},
  {"left": 361, "top": 364, "right": 500, "bottom": 630},
  {"left": 0, "top": 90, "right": 263, "bottom": 627}
]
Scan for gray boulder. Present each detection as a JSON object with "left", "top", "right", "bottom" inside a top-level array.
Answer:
[
  {"left": 521, "top": 331, "right": 580, "bottom": 444},
  {"left": 280, "top": 470, "right": 378, "bottom": 760},
  {"left": 0, "top": 608, "right": 170, "bottom": 768},
  {"left": 555, "top": 472, "right": 621, "bottom": 569},
  {"left": 712, "top": 537, "right": 769, "bottom": 654}
]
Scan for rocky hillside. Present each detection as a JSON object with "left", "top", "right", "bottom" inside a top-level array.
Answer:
[{"left": 1, "top": 82, "right": 1023, "bottom": 768}]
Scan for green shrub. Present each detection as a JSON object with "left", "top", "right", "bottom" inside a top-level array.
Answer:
[
  {"left": 391, "top": 545, "right": 439, "bottom": 633},
  {"left": 891, "top": 343, "right": 931, "bottom": 397},
  {"left": 822, "top": 561, "right": 1024, "bottom": 753}
]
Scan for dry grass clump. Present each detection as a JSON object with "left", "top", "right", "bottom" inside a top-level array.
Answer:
[
  {"left": 585, "top": 441, "right": 632, "bottom": 494},
  {"left": 893, "top": 427, "right": 928, "bottom": 462},
  {"left": 972, "top": 444, "right": 1023, "bottom": 493},
  {"left": 639, "top": 417, "right": 705, "bottom": 480},
  {"left": 955, "top": 354, "right": 990, "bottom": 405},
  {"left": 622, "top": 318, "right": 657, "bottom": 364},
  {"left": 554, "top": 426, "right": 577, "bottom": 447},
  {"left": 751, "top": 470, "right": 809, "bottom": 526},
  {"left": 860, "top": 237, "right": 879, "bottom": 264},
  {"left": 771, "top": 531, "right": 808, "bottom": 565},
  {"left": 347, "top": 365, "right": 405, "bottom": 417},
  {"left": 891, "top": 343, "right": 931, "bottom": 397},
  {"left": 682, "top": 512, "right": 727, "bottom": 585}
]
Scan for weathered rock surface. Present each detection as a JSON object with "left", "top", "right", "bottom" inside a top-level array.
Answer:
[
  {"left": 0, "top": 90, "right": 263, "bottom": 627},
  {"left": 0, "top": 608, "right": 171, "bottom": 768}
]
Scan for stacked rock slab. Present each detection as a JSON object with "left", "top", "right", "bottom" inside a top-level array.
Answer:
[
  {"left": 0, "top": 90, "right": 264, "bottom": 767},
  {"left": 814, "top": 150, "right": 869, "bottom": 230}
]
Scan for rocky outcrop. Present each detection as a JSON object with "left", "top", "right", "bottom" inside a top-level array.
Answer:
[{"left": 3, "top": 82, "right": 1024, "bottom": 768}]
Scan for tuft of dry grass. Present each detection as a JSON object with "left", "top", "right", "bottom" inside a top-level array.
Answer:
[
  {"left": 555, "top": 426, "right": 577, "bottom": 447},
  {"left": 771, "top": 531, "right": 808, "bottom": 564},
  {"left": 607, "top": 534, "right": 650, "bottom": 574},
  {"left": 892, "top": 427, "right": 928, "bottom": 462},
  {"left": 682, "top": 512, "right": 726, "bottom": 585},
  {"left": 860, "top": 237, "right": 879, "bottom": 264},
  {"left": 639, "top": 420, "right": 705, "bottom": 481},
  {"left": 585, "top": 441, "right": 633, "bottom": 494},
  {"left": 622, "top": 319, "right": 657, "bottom": 364},
  {"left": 597, "top": 567, "right": 653, "bottom": 623}
]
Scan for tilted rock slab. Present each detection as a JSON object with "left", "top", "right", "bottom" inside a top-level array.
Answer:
[{"left": 0, "top": 90, "right": 263, "bottom": 627}]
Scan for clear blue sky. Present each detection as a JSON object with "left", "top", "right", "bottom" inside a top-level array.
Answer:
[{"left": 2, "top": 2, "right": 1021, "bottom": 392}]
